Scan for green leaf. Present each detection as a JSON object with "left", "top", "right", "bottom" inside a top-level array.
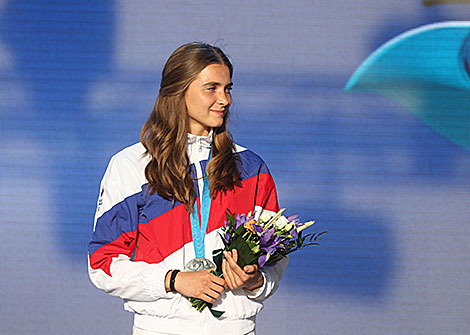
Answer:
[
  {"left": 212, "top": 249, "right": 224, "bottom": 276},
  {"left": 209, "top": 308, "right": 225, "bottom": 318},
  {"left": 225, "top": 212, "right": 235, "bottom": 230},
  {"left": 227, "top": 234, "right": 259, "bottom": 267},
  {"left": 314, "top": 231, "right": 328, "bottom": 241},
  {"left": 235, "top": 224, "right": 245, "bottom": 235}
]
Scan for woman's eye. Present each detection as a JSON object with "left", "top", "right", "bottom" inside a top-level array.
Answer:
[{"left": 207, "top": 86, "right": 216, "bottom": 91}]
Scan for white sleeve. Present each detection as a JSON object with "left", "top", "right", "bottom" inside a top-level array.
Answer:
[
  {"left": 245, "top": 256, "right": 289, "bottom": 302},
  {"left": 88, "top": 255, "right": 173, "bottom": 302},
  {"left": 88, "top": 152, "right": 174, "bottom": 302}
]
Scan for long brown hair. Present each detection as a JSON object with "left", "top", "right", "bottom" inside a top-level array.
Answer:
[{"left": 140, "top": 42, "right": 242, "bottom": 212}]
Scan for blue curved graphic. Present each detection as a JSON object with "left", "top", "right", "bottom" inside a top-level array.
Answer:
[{"left": 345, "top": 22, "right": 470, "bottom": 150}]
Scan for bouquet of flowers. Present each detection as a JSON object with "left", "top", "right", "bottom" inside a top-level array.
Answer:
[{"left": 190, "top": 209, "right": 326, "bottom": 317}]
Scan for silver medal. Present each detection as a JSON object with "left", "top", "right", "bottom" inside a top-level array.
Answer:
[{"left": 183, "top": 257, "right": 216, "bottom": 272}]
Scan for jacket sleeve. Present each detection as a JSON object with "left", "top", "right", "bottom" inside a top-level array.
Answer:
[
  {"left": 88, "top": 154, "right": 173, "bottom": 302},
  {"left": 246, "top": 161, "right": 289, "bottom": 302}
]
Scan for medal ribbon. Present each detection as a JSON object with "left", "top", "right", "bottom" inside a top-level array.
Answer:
[{"left": 189, "top": 151, "right": 212, "bottom": 258}]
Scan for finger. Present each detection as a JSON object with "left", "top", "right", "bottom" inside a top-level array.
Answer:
[
  {"left": 206, "top": 285, "right": 223, "bottom": 299},
  {"left": 207, "top": 277, "right": 226, "bottom": 294},
  {"left": 224, "top": 251, "right": 248, "bottom": 279},
  {"left": 201, "top": 292, "right": 217, "bottom": 304},
  {"left": 198, "top": 280, "right": 223, "bottom": 303},
  {"left": 222, "top": 258, "right": 234, "bottom": 290},
  {"left": 220, "top": 259, "right": 229, "bottom": 289},
  {"left": 224, "top": 250, "right": 239, "bottom": 268},
  {"left": 208, "top": 272, "right": 225, "bottom": 287},
  {"left": 223, "top": 258, "right": 237, "bottom": 290},
  {"left": 226, "top": 263, "right": 247, "bottom": 289},
  {"left": 244, "top": 264, "right": 258, "bottom": 274},
  {"left": 231, "top": 249, "right": 238, "bottom": 263}
]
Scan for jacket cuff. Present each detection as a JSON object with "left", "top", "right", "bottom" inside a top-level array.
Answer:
[
  {"left": 244, "top": 270, "right": 267, "bottom": 299},
  {"left": 153, "top": 266, "right": 177, "bottom": 299}
]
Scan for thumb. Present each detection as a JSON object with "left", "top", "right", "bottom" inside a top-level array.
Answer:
[{"left": 243, "top": 264, "right": 258, "bottom": 273}]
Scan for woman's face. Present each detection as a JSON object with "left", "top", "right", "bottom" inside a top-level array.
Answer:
[{"left": 184, "top": 63, "right": 232, "bottom": 136}]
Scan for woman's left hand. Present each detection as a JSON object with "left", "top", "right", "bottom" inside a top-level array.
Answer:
[{"left": 222, "top": 249, "right": 264, "bottom": 291}]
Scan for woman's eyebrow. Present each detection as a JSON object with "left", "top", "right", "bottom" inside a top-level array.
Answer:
[{"left": 202, "top": 81, "right": 233, "bottom": 87}]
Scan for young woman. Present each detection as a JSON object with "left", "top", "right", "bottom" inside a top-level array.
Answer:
[{"left": 88, "top": 42, "right": 288, "bottom": 335}]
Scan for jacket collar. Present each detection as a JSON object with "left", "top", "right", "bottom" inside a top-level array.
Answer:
[{"left": 187, "top": 129, "right": 213, "bottom": 149}]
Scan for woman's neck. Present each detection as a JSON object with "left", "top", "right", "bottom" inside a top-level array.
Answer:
[{"left": 189, "top": 127, "right": 211, "bottom": 137}]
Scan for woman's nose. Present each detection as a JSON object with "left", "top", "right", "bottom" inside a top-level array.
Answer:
[{"left": 217, "top": 91, "right": 230, "bottom": 106}]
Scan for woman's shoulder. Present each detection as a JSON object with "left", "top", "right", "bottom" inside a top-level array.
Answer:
[
  {"left": 234, "top": 143, "right": 263, "bottom": 161},
  {"left": 102, "top": 143, "right": 151, "bottom": 187},
  {"left": 109, "top": 142, "right": 149, "bottom": 168},
  {"left": 233, "top": 143, "right": 271, "bottom": 175}
]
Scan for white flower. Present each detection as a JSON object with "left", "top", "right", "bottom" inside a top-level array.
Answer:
[
  {"left": 274, "top": 215, "right": 289, "bottom": 229},
  {"left": 259, "top": 211, "right": 273, "bottom": 224},
  {"left": 297, "top": 220, "right": 315, "bottom": 233}
]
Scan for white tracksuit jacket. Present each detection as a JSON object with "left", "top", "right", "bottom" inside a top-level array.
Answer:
[{"left": 88, "top": 132, "right": 288, "bottom": 334}]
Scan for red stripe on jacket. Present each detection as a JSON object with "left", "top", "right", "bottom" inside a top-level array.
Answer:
[{"left": 90, "top": 172, "right": 277, "bottom": 275}]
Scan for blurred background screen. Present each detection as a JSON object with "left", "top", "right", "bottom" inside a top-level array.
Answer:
[{"left": 1, "top": 1, "right": 469, "bottom": 334}]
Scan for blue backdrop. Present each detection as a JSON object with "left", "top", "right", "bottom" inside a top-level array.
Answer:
[{"left": 1, "top": 1, "right": 469, "bottom": 334}]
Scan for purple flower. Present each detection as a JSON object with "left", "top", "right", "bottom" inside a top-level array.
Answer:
[
  {"left": 261, "top": 245, "right": 278, "bottom": 255},
  {"left": 261, "top": 234, "right": 282, "bottom": 254},
  {"left": 289, "top": 227, "right": 298, "bottom": 238},
  {"left": 260, "top": 228, "right": 275, "bottom": 246},
  {"left": 287, "top": 214, "right": 301, "bottom": 226},
  {"left": 253, "top": 223, "right": 264, "bottom": 236},
  {"left": 271, "top": 233, "right": 282, "bottom": 245},
  {"left": 234, "top": 214, "right": 247, "bottom": 229},
  {"left": 287, "top": 214, "right": 299, "bottom": 221},
  {"left": 224, "top": 230, "right": 231, "bottom": 243},
  {"left": 258, "top": 253, "right": 271, "bottom": 267}
]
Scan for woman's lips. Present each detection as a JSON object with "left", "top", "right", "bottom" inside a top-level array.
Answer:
[{"left": 211, "top": 110, "right": 225, "bottom": 116}]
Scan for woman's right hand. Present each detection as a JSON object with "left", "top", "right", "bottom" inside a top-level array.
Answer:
[{"left": 167, "top": 270, "right": 226, "bottom": 304}]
